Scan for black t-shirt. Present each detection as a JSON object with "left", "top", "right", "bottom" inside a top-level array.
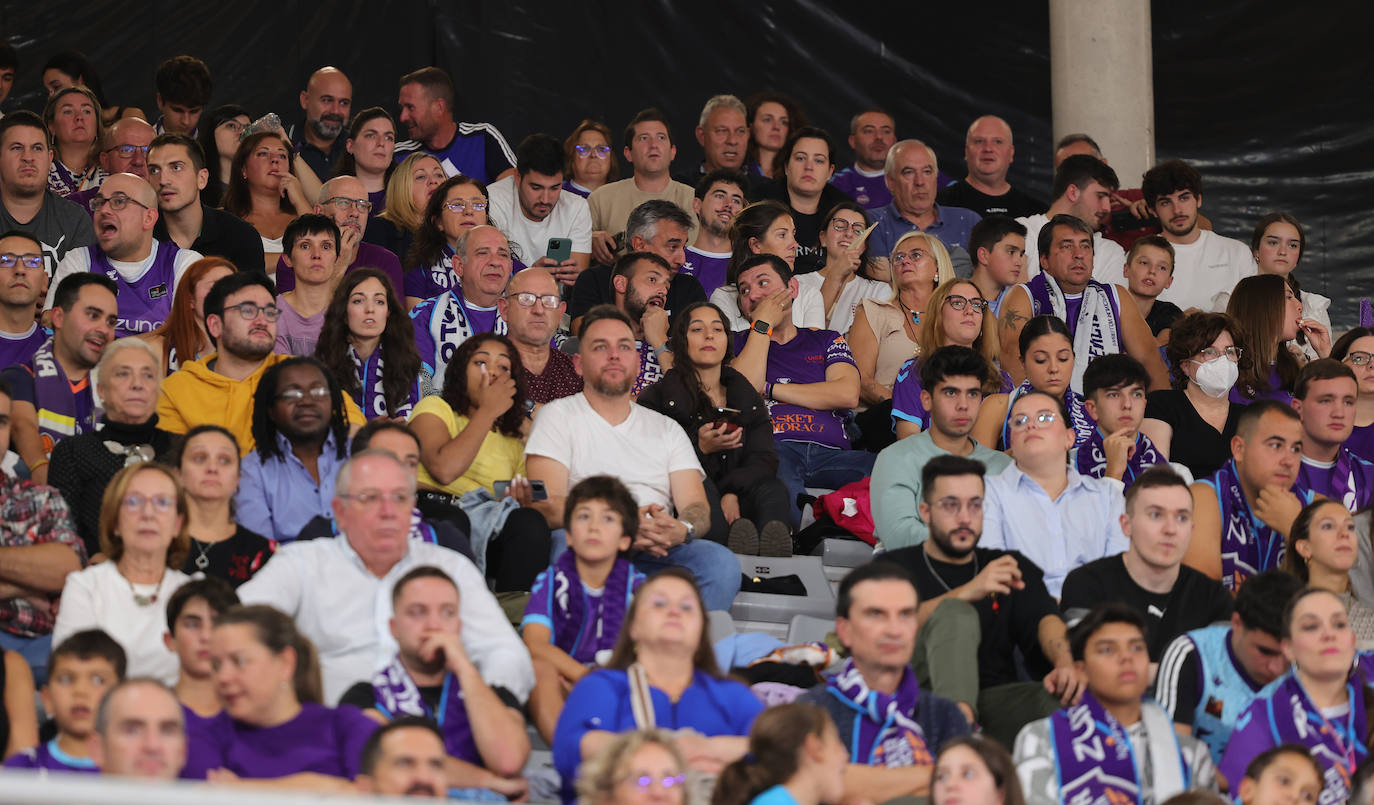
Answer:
[
  {"left": 1144, "top": 389, "right": 1244, "bottom": 480},
  {"left": 182, "top": 525, "right": 276, "bottom": 588},
  {"left": 1060, "top": 554, "right": 1233, "bottom": 661},
  {"left": 936, "top": 180, "right": 1046, "bottom": 221},
  {"left": 755, "top": 179, "right": 856, "bottom": 277},
  {"left": 882, "top": 546, "right": 1060, "bottom": 688},
  {"left": 568, "top": 263, "right": 706, "bottom": 324},
  {"left": 1143, "top": 300, "right": 1184, "bottom": 336},
  {"left": 153, "top": 204, "right": 265, "bottom": 278}
]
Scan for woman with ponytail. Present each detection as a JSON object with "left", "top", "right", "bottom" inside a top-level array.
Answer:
[
  {"left": 711, "top": 703, "right": 848, "bottom": 805},
  {"left": 197, "top": 604, "right": 378, "bottom": 789}
]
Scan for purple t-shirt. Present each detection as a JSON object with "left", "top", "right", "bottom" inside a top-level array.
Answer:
[
  {"left": 1348, "top": 423, "right": 1374, "bottom": 464},
  {"left": 830, "top": 166, "right": 892, "bottom": 211},
  {"left": 273, "top": 242, "right": 404, "bottom": 298},
  {"left": 732, "top": 328, "right": 857, "bottom": 449},
  {"left": 2, "top": 739, "right": 99, "bottom": 773},
  {"left": 1230, "top": 363, "right": 1293, "bottom": 406},
  {"left": 0, "top": 325, "right": 47, "bottom": 371},
  {"left": 562, "top": 179, "right": 591, "bottom": 199},
  {"left": 367, "top": 189, "right": 386, "bottom": 221},
  {"left": 180, "top": 706, "right": 230, "bottom": 779},
  {"left": 890, "top": 357, "right": 929, "bottom": 430},
  {"left": 274, "top": 295, "right": 325, "bottom": 356},
  {"left": 681, "top": 246, "right": 731, "bottom": 299},
  {"left": 88, "top": 242, "right": 179, "bottom": 337},
  {"left": 193, "top": 702, "right": 378, "bottom": 781}
]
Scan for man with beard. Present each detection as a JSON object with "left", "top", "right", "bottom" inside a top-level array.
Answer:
[
  {"left": 0, "top": 112, "right": 96, "bottom": 274},
  {"left": 882, "top": 454, "right": 1080, "bottom": 746},
  {"left": 355, "top": 718, "right": 448, "bottom": 799},
  {"left": 410, "top": 225, "right": 510, "bottom": 392},
  {"left": 683, "top": 169, "right": 746, "bottom": 298},
  {"left": 2, "top": 272, "right": 116, "bottom": 483},
  {"left": 48, "top": 173, "right": 202, "bottom": 338},
  {"left": 147, "top": 134, "right": 264, "bottom": 274},
  {"left": 393, "top": 67, "right": 515, "bottom": 184},
  {"left": 525, "top": 305, "right": 739, "bottom": 611},
  {"left": 156, "top": 272, "right": 364, "bottom": 453},
  {"left": 274, "top": 176, "right": 403, "bottom": 294},
  {"left": 1142, "top": 160, "right": 1256, "bottom": 312},
  {"left": 343, "top": 567, "right": 529, "bottom": 799},
  {"left": 487, "top": 133, "right": 592, "bottom": 285},
  {"left": 0, "top": 231, "right": 50, "bottom": 368},
  {"left": 610, "top": 251, "right": 674, "bottom": 395},
  {"left": 290, "top": 67, "right": 352, "bottom": 181},
  {"left": 498, "top": 266, "right": 581, "bottom": 404},
  {"left": 236, "top": 356, "right": 353, "bottom": 543}
]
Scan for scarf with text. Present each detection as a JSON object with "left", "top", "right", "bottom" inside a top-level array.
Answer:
[
  {"left": 1026, "top": 273, "right": 1121, "bottom": 395},
  {"left": 1207, "top": 459, "right": 1314, "bottom": 591},
  {"left": 547, "top": 550, "right": 635, "bottom": 664},
  {"left": 1259, "top": 671, "right": 1367, "bottom": 803},
  {"left": 349, "top": 344, "right": 419, "bottom": 420},
  {"left": 826, "top": 658, "right": 932, "bottom": 768},
  {"left": 371, "top": 655, "right": 479, "bottom": 763},
  {"left": 1001, "top": 379, "right": 1094, "bottom": 450},
  {"left": 1049, "top": 691, "right": 1188, "bottom": 805},
  {"left": 28, "top": 336, "right": 96, "bottom": 455},
  {"left": 1073, "top": 429, "right": 1166, "bottom": 486}
]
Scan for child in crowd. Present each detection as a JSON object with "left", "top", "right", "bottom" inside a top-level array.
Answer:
[
  {"left": 711, "top": 702, "right": 849, "bottom": 805},
  {"left": 1074, "top": 354, "right": 1171, "bottom": 486},
  {"left": 1235, "top": 745, "right": 1324, "bottom": 805},
  {"left": 522, "top": 475, "right": 645, "bottom": 744},
  {"left": 1122, "top": 235, "right": 1182, "bottom": 342},
  {"left": 162, "top": 577, "right": 240, "bottom": 779},
  {"left": 3, "top": 630, "right": 126, "bottom": 773}
]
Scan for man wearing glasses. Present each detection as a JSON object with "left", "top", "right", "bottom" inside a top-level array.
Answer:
[
  {"left": 239, "top": 449, "right": 533, "bottom": 706},
  {"left": 156, "top": 271, "right": 363, "bottom": 453},
  {"left": 274, "top": 175, "right": 402, "bottom": 295},
  {"left": 487, "top": 134, "right": 591, "bottom": 285},
  {"left": 68, "top": 118, "right": 156, "bottom": 213},
  {"left": 497, "top": 267, "right": 582, "bottom": 405},
  {"left": 148, "top": 133, "right": 264, "bottom": 275},
  {"left": 47, "top": 173, "right": 202, "bottom": 338},
  {"left": 0, "top": 231, "right": 49, "bottom": 368},
  {"left": 980, "top": 389, "right": 1129, "bottom": 598}
]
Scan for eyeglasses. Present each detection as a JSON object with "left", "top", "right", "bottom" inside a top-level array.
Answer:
[
  {"left": 442, "top": 199, "right": 488, "bottom": 213},
  {"left": 891, "top": 248, "right": 930, "bottom": 266},
  {"left": 932, "top": 497, "right": 982, "bottom": 516},
  {"left": 276, "top": 386, "right": 330, "bottom": 404},
  {"left": 618, "top": 774, "right": 687, "bottom": 791},
  {"left": 89, "top": 193, "right": 150, "bottom": 213},
  {"left": 830, "top": 219, "right": 868, "bottom": 235},
  {"left": 508, "top": 292, "right": 560, "bottom": 309},
  {"left": 574, "top": 144, "right": 612, "bottom": 159},
  {"left": 1010, "top": 411, "right": 1059, "bottom": 430},
  {"left": 945, "top": 294, "right": 987, "bottom": 313},
  {"left": 323, "top": 196, "right": 374, "bottom": 213},
  {"left": 1196, "top": 346, "right": 1243, "bottom": 363},
  {"left": 338, "top": 490, "right": 414, "bottom": 507},
  {"left": 122, "top": 494, "right": 176, "bottom": 512},
  {"left": 104, "top": 144, "right": 150, "bottom": 159},
  {"left": 223, "top": 302, "right": 281, "bottom": 322},
  {"left": 1345, "top": 351, "right": 1373, "bottom": 367},
  {"left": 0, "top": 253, "right": 43, "bottom": 270}
]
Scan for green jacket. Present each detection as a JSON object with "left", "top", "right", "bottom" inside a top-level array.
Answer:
[{"left": 870, "top": 431, "right": 1011, "bottom": 550}]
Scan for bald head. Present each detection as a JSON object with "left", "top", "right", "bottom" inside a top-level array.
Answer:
[
  {"left": 506, "top": 265, "right": 558, "bottom": 296},
  {"left": 93, "top": 174, "right": 159, "bottom": 260},
  {"left": 301, "top": 67, "right": 353, "bottom": 143},
  {"left": 317, "top": 175, "right": 370, "bottom": 235},
  {"left": 964, "top": 116, "right": 1014, "bottom": 186},
  {"left": 885, "top": 139, "right": 939, "bottom": 178},
  {"left": 101, "top": 118, "right": 156, "bottom": 179}
]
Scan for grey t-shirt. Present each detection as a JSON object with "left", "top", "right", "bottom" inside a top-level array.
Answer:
[{"left": 0, "top": 190, "right": 97, "bottom": 277}]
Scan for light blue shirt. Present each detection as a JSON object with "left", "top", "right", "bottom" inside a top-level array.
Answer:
[
  {"left": 235, "top": 431, "right": 346, "bottom": 543},
  {"left": 981, "top": 463, "right": 1128, "bottom": 597},
  {"left": 867, "top": 202, "right": 981, "bottom": 276}
]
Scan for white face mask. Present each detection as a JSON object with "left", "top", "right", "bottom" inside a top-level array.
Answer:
[{"left": 1188, "top": 355, "right": 1239, "bottom": 398}]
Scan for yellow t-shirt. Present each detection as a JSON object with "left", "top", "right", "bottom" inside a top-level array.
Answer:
[{"left": 409, "top": 395, "right": 526, "bottom": 497}]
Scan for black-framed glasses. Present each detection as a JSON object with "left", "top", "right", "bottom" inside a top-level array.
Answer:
[
  {"left": 574, "top": 144, "right": 612, "bottom": 159},
  {"left": 1196, "top": 346, "right": 1243, "bottom": 363},
  {"left": 508, "top": 292, "right": 560, "bottom": 309},
  {"left": 89, "top": 193, "right": 150, "bottom": 213},
  {"left": 324, "top": 196, "right": 374, "bottom": 213},
  {"left": 104, "top": 144, "right": 150, "bottom": 159},
  {"left": 442, "top": 199, "right": 488, "bottom": 213},
  {"left": 945, "top": 294, "right": 987, "bottom": 313},
  {"left": 276, "top": 386, "right": 330, "bottom": 404},
  {"left": 0, "top": 253, "right": 43, "bottom": 270},
  {"left": 223, "top": 302, "right": 282, "bottom": 322},
  {"left": 1345, "top": 351, "right": 1373, "bottom": 367},
  {"left": 1010, "top": 411, "right": 1059, "bottom": 430}
]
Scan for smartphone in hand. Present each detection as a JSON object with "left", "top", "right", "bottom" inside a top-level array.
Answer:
[{"left": 546, "top": 237, "right": 572, "bottom": 263}]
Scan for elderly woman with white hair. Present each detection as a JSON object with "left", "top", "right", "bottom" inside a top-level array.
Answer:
[{"left": 49, "top": 336, "right": 179, "bottom": 559}]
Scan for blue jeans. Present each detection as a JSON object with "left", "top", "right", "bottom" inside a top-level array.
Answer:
[
  {"left": 775, "top": 440, "right": 877, "bottom": 528},
  {"left": 0, "top": 630, "right": 51, "bottom": 687},
  {"left": 632, "top": 539, "right": 741, "bottom": 612}
]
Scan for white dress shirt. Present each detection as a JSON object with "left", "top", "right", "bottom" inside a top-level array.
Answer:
[
  {"left": 238, "top": 533, "right": 534, "bottom": 704},
  {"left": 981, "top": 464, "right": 1128, "bottom": 597}
]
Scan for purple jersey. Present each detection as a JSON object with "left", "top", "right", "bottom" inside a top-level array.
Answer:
[
  {"left": 87, "top": 242, "right": 179, "bottom": 337},
  {"left": 404, "top": 253, "right": 458, "bottom": 302},
  {"left": 2, "top": 739, "right": 99, "bottom": 773},
  {"left": 180, "top": 706, "right": 230, "bottom": 779},
  {"left": 681, "top": 247, "right": 731, "bottom": 298},
  {"left": 0, "top": 325, "right": 47, "bottom": 370},
  {"left": 890, "top": 358, "right": 929, "bottom": 430},
  {"left": 1349, "top": 423, "right": 1374, "bottom": 464},
  {"left": 562, "top": 179, "right": 592, "bottom": 199},
  {"left": 410, "top": 290, "right": 508, "bottom": 386},
  {"left": 732, "top": 328, "right": 857, "bottom": 449},
  {"left": 393, "top": 123, "right": 515, "bottom": 185},
  {"left": 830, "top": 166, "right": 892, "bottom": 211},
  {"left": 196, "top": 702, "right": 378, "bottom": 780}
]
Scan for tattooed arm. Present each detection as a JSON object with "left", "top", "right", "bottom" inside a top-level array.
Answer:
[{"left": 998, "top": 286, "right": 1033, "bottom": 387}]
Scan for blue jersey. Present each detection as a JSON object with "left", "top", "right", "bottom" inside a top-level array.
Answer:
[
  {"left": 1156, "top": 624, "right": 1263, "bottom": 764},
  {"left": 394, "top": 122, "right": 515, "bottom": 184}
]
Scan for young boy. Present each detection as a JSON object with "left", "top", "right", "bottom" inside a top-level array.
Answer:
[
  {"left": 3, "top": 630, "right": 125, "bottom": 773},
  {"left": 275, "top": 213, "right": 342, "bottom": 355},
  {"left": 162, "top": 577, "right": 239, "bottom": 779},
  {"left": 1074, "top": 354, "right": 1169, "bottom": 486},
  {"left": 967, "top": 215, "right": 1027, "bottom": 317},
  {"left": 1122, "top": 235, "right": 1182, "bottom": 342},
  {"left": 521, "top": 475, "right": 645, "bottom": 743},
  {"left": 1237, "top": 745, "right": 1324, "bottom": 805}
]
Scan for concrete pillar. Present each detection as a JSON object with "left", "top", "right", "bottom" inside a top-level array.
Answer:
[{"left": 1049, "top": 0, "right": 1156, "bottom": 186}]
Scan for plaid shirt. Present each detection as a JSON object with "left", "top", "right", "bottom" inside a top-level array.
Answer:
[{"left": 0, "top": 471, "right": 87, "bottom": 637}]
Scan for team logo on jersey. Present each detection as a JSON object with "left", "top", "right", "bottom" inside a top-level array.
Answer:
[{"left": 149, "top": 283, "right": 168, "bottom": 299}]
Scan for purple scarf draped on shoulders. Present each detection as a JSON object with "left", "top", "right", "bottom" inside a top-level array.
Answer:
[
  {"left": 29, "top": 336, "right": 97, "bottom": 454},
  {"left": 371, "top": 657, "right": 479, "bottom": 764},
  {"left": 1259, "top": 672, "right": 1368, "bottom": 802},
  {"left": 349, "top": 344, "right": 419, "bottom": 420},
  {"left": 549, "top": 550, "right": 635, "bottom": 664},
  {"left": 1205, "top": 459, "right": 1314, "bottom": 591},
  {"left": 825, "top": 658, "right": 933, "bottom": 768},
  {"left": 1073, "top": 429, "right": 1166, "bottom": 486}
]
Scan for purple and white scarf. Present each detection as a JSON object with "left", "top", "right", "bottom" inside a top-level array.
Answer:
[
  {"left": 1001, "top": 379, "right": 1095, "bottom": 450},
  {"left": 1297, "top": 448, "right": 1374, "bottom": 513},
  {"left": 48, "top": 160, "right": 102, "bottom": 198},
  {"left": 29, "top": 337, "right": 97, "bottom": 455},
  {"left": 548, "top": 550, "right": 635, "bottom": 664},
  {"left": 1258, "top": 672, "right": 1367, "bottom": 802},
  {"left": 371, "top": 655, "right": 479, "bottom": 763},
  {"left": 1049, "top": 691, "right": 1187, "bottom": 805},
  {"left": 349, "top": 344, "right": 419, "bottom": 420},
  {"left": 1025, "top": 273, "right": 1121, "bottom": 395},
  {"left": 825, "top": 659, "right": 933, "bottom": 768},
  {"left": 1073, "top": 429, "right": 1166, "bottom": 487},
  {"left": 1205, "top": 459, "right": 1315, "bottom": 591}
]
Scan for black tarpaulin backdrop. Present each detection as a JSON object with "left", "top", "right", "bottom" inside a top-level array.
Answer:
[{"left": 4, "top": 1, "right": 1370, "bottom": 324}]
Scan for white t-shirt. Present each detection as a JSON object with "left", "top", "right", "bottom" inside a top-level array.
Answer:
[
  {"left": 47, "top": 240, "right": 202, "bottom": 307},
  {"left": 485, "top": 175, "right": 593, "bottom": 266},
  {"left": 795, "top": 272, "right": 890, "bottom": 335},
  {"left": 1016, "top": 212, "right": 1126, "bottom": 285},
  {"left": 1155, "top": 229, "right": 1257, "bottom": 311},
  {"left": 525, "top": 392, "right": 704, "bottom": 511},
  {"left": 709, "top": 281, "right": 826, "bottom": 332}
]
